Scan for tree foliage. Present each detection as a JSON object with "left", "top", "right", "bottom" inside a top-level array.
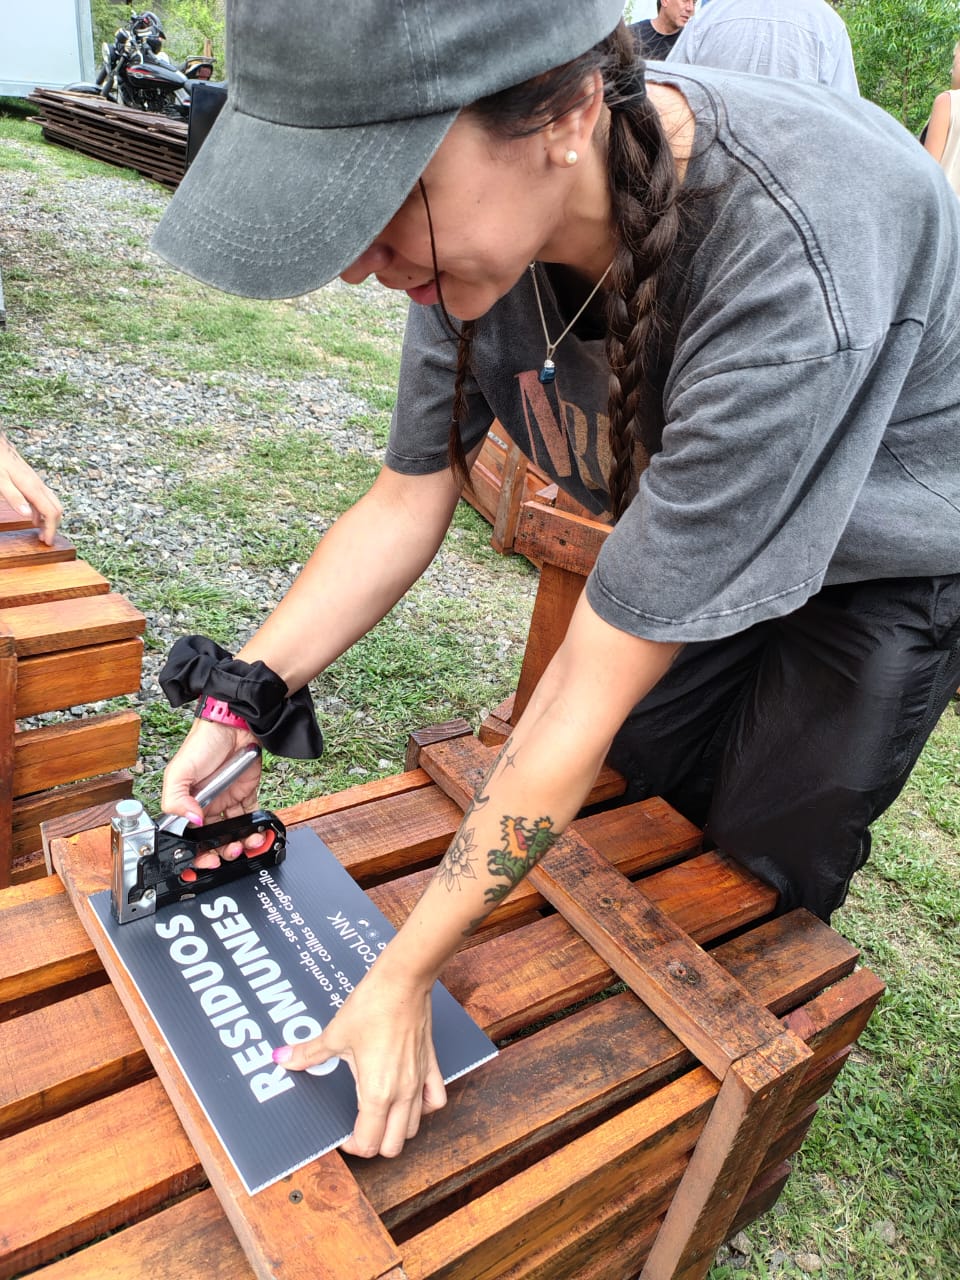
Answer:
[{"left": 835, "top": 0, "right": 960, "bottom": 134}]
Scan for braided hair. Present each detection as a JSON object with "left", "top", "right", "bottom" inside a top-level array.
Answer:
[{"left": 440, "top": 20, "right": 685, "bottom": 518}]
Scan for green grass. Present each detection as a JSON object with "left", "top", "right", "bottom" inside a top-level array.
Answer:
[{"left": 4, "top": 104, "right": 959, "bottom": 1280}]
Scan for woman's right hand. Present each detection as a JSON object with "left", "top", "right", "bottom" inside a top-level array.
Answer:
[{"left": 161, "top": 719, "right": 263, "bottom": 864}]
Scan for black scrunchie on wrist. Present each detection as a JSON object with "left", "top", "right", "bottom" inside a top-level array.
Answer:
[{"left": 159, "top": 635, "right": 324, "bottom": 760}]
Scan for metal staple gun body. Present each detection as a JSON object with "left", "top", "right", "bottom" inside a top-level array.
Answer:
[{"left": 110, "top": 745, "right": 287, "bottom": 924}]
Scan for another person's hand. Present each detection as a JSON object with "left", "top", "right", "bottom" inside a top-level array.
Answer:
[
  {"left": 0, "top": 435, "right": 63, "bottom": 545},
  {"left": 273, "top": 955, "right": 447, "bottom": 1158},
  {"left": 161, "top": 718, "right": 263, "bottom": 864}
]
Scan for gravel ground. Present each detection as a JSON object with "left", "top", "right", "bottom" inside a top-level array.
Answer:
[{"left": 0, "top": 143, "right": 538, "bottom": 791}]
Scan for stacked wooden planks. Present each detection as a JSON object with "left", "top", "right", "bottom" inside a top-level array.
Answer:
[
  {"left": 26, "top": 88, "right": 187, "bottom": 189},
  {"left": 0, "top": 728, "right": 884, "bottom": 1280},
  {"left": 0, "top": 502, "right": 145, "bottom": 886}
]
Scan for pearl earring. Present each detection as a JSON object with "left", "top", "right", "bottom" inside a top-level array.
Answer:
[{"left": 564, "top": 149, "right": 578, "bottom": 166}]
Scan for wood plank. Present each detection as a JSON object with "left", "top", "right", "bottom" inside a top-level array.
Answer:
[
  {"left": 491, "top": 439, "right": 529, "bottom": 553},
  {"left": 15, "top": 636, "right": 144, "bottom": 717},
  {"left": 405, "top": 718, "right": 473, "bottom": 772},
  {"left": 0, "top": 529, "right": 74, "bottom": 567},
  {"left": 0, "top": 592, "right": 145, "bottom": 657},
  {"left": 418, "top": 734, "right": 625, "bottom": 813},
  {"left": 23, "top": 1190, "right": 255, "bottom": 1280},
  {"left": 512, "top": 501, "right": 610, "bottom": 574},
  {"left": 13, "top": 710, "right": 141, "bottom": 797},
  {"left": 639, "top": 1032, "right": 809, "bottom": 1280},
  {"left": 0, "top": 876, "right": 102, "bottom": 1017},
  {"left": 0, "top": 631, "right": 15, "bottom": 889},
  {"left": 22, "top": 774, "right": 134, "bottom": 869},
  {"left": 0, "top": 1078, "right": 205, "bottom": 1276},
  {"left": 0, "top": 983, "right": 150, "bottom": 1138},
  {"left": 276, "top": 767, "right": 435, "bottom": 827},
  {"left": 53, "top": 833, "right": 404, "bottom": 1280},
  {"left": 0, "top": 559, "right": 109, "bottom": 608},
  {"left": 530, "top": 830, "right": 796, "bottom": 1079},
  {"left": 514, "top": 562, "right": 585, "bottom": 720}
]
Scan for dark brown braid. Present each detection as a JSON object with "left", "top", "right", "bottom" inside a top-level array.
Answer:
[
  {"left": 456, "top": 20, "right": 687, "bottom": 520},
  {"left": 602, "top": 26, "right": 682, "bottom": 519}
]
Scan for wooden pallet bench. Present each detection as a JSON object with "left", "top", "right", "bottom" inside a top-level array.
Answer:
[
  {"left": 27, "top": 88, "right": 188, "bottom": 189},
  {"left": 0, "top": 506, "right": 146, "bottom": 886},
  {"left": 0, "top": 728, "right": 883, "bottom": 1280}
]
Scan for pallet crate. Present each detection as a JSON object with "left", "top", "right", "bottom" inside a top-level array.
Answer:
[
  {"left": 0, "top": 735, "right": 883, "bottom": 1280},
  {"left": 0, "top": 505, "right": 146, "bottom": 886}
]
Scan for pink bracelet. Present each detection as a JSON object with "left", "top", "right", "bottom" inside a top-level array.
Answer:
[{"left": 197, "top": 695, "right": 250, "bottom": 731}]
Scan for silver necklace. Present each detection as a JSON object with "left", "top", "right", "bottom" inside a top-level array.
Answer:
[{"left": 529, "top": 260, "right": 614, "bottom": 384}]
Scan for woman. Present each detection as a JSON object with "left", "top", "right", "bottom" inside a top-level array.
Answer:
[
  {"left": 923, "top": 40, "right": 960, "bottom": 194},
  {"left": 152, "top": 0, "right": 960, "bottom": 1160}
]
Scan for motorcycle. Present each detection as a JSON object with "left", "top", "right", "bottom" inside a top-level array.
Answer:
[{"left": 94, "top": 12, "right": 215, "bottom": 119}]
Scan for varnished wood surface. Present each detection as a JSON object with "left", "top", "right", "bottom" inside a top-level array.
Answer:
[{"left": 0, "top": 758, "right": 884, "bottom": 1280}]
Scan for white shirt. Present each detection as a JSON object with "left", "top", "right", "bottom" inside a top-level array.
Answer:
[{"left": 667, "top": 0, "right": 860, "bottom": 99}]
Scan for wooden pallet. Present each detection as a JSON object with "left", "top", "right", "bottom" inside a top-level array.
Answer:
[
  {"left": 0, "top": 729, "right": 884, "bottom": 1280},
  {"left": 26, "top": 88, "right": 187, "bottom": 189},
  {"left": 0, "top": 509, "right": 146, "bottom": 886}
]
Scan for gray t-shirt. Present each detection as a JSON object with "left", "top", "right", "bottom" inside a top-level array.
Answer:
[
  {"left": 667, "top": 0, "right": 860, "bottom": 99},
  {"left": 386, "top": 67, "right": 960, "bottom": 643}
]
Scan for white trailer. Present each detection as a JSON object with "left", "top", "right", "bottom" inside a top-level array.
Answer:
[{"left": 0, "top": 0, "right": 95, "bottom": 96}]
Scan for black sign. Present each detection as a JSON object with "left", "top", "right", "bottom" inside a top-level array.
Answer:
[{"left": 90, "top": 826, "right": 497, "bottom": 1194}]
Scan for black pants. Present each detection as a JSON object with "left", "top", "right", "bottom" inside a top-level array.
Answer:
[{"left": 606, "top": 576, "right": 960, "bottom": 922}]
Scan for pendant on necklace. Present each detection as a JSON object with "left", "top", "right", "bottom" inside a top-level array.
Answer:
[{"left": 539, "top": 358, "right": 556, "bottom": 385}]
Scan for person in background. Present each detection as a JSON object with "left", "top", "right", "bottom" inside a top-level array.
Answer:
[
  {"left": 0, "top": 435, "right": 62, "bottom": 545},
  {"left": 668, "top": 0, "right": 859, "bottom": 98},
  {"left": 632, "top": 0, "right": 695, "bottom": 61},
  {"left": 922, "top": 41, "right": 960, "bottom": 195}
]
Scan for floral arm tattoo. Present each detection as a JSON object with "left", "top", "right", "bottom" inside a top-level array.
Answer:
[{"left": 433, "top": 737, "right": 558, "bottom": 923}]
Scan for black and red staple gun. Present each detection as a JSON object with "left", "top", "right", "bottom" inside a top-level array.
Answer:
[{"left": 110, "top": 745, "right": 287, "bottom": 924}]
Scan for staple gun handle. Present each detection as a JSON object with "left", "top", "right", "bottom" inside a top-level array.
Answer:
[{"left": 157, "top": 744, "right": 262, "bottom": 834}]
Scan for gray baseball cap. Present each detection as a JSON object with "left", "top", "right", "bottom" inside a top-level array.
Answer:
[{"left": 151, "top": 0, "right": 625, "bottom": 299}]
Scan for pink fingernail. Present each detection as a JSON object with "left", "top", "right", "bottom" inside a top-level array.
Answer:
[
  {"left": 187, "top": 812, "right": 204, "bottom": 826},
  {"left": 273, "top": 1045, "right": 293, "bottom": 1065}
]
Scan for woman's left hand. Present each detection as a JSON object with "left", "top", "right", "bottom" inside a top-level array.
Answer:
[
  {"left": 273, "top": 959, "right": 447, "bottom": 1158},
  {"left": 0, "top": 436, "right": 63, "bottom": 545}
]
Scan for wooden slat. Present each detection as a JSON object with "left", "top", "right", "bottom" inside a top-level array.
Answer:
[
  {"left": 405, "top": 718, "right": 473, "bottom": 772},
  {"left": 514, "top": 562, "right": 586, "bottom": 720},
  {"left": 276, "top": 767, "right": 436, "bottom": 827},
  {"left": 0, "top": 877, "right": 101, "bottom": 1017},
  {"left": 0, "top": 559, "right": 109, "bottom": 608},
  {"left": 24, "top": 774, "right": 134, "bottom": 869},
  {"left": 0, "top": 1078, "right": 205, "bottom": 1276},
  {"left": 0, "top": 592, "right": 145, "bottom": 657},
  {"left": 53, "top": 832, "right": 404, "bottom": 1280},
  {"left": 0, "top": 983, "right": 149, "bottom": 1138},
  {"left": 13, "top": 710, "right": 141, "bottom": 797},
  {"left": 0, "top": 631, "right": 15, "bottom": 889},
  {"left": 0, "top": 529, "right": 74, "bottom": 568},
  {"left": 23, "top": 1190, "right": 255, "bottom": 1280},
  {"left": 15, "top": 637, "right": 144, "bottom": 717},
  {"left": 512, "top": 501, "right": 610, "bottom": 573},
  {"left": 418, "top": 734, "right": 624, "bottom": 813}
]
